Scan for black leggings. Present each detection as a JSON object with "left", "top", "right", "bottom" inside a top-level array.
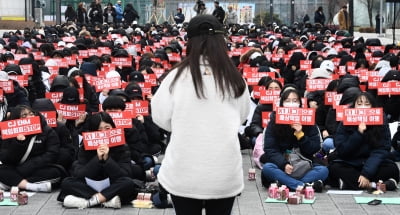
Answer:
[
  {"left": 329, "top": 161, "right": 400, "bottom": 190},
  {"left": 0, "top": 165, "right": 60, "bottom": 186},
  {"left": 170, "top": 194, "right": 236, "bottom": 215}
]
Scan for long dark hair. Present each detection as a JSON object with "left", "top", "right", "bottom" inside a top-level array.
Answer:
[
  {"left": 169, "top": 33, "right": 246, "bottom": 99},
  {"left": 348, "top": 91, "right": 383, "bottom": 148},
  {"left": 272, "top": 89, "right": 304, "bottom": 143}
]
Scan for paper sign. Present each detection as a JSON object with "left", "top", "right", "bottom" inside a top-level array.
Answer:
[
  {"left": 252, "top": 86, "right": 266, "bottom": 99},
  {"left": 0, "top": 89, "right": 3, "bottom": 102},
  {"left": 275, "top": 107, "right": 315, "bottom": 125},
  {"left": 0, "top": 116, "right": 42, "bottom": 139},
  {"left": 0, "top": 80, "right": 14, "bottom": 93},
  {"left": 377, "top": 82, "right": 400, "bottom": 95},
  {"left": 82, "top": 128, "right": 126, "bottom": 150},
  {"left": 343, "top": 108, "right": 383, "bottom": 125},
  {"left": 45, "top": 92, "right": 63, "bottom": 103},
  {"left": 262, "top": 111, "right": 272, "bottom": 128},
  {"left": 107, "top": 111, "right": 133, "bottom": 128},
  {"left": 131, "top": 100, "right": 149, "bottom": 116},
  {"left": 94, "top": 77, "right": 122, "bottom": 92},
  {"left": 324, "top": 91, "right": 336, "bottom": 105},
  {"left": 54, "top": 103, "right": 86, "bottom": 120},
  {"left": 19, "top": 64, "right": 33, "bottom": 75},
  {"left": 40, "top": 111, "right": 57, "bottom": 128},
  {"left": 259, "top": 90, "right": 281, "bottom": 104},
  {"left": 306, "top": 79, "right": 332, "bottom": 92}
]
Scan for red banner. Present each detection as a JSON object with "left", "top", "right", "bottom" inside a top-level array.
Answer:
[
  {"left": 82, "top": 128, "right": 126, "bottom": 150},
  {"left": 40, "top": 111, "right": 57, "bottom": 127},
  {"left": 8, "top": 75, "right": 28, "bottom": 87},
  {"left": 107, "top": 111, "right": 133, "bottom": 128},
  {"left": 0, "top": 116, "right": 42, "bottom": 139},
  {"left": 377, "top": 82, "right": 400, "bottom": 95},
  {"left": 54, "top": 103, "right": 86, "bottom": 120},
  {"left": 131, "top": 100, "right": 149, "bottom": 116},
  {"left": 343, "top": 108, "right": 383, "bottom": 125},
  {"left": 306, "top": 79, "right": 332, "bottom": 92},
  {"left": 45, "top": 92, "right": 63, "bottom": 103},
  {"left": 262, "top": 111, "right": 272, "bottom": 128},
  {"left": 275, "top": 107, "right": 315, "bottom": 125},
  {"left": 259, "top": 90, "right": 281, "bottom": 104},
  {"left": 94, "top": 77, "right": 122, "bottom": 92},
  {"left": 0, "top": 80, "right": 14, "bottom": 93}
]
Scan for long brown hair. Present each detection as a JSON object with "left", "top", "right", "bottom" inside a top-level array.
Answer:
[{"left": 169, "top": 33, "right": 246, "bottom": 99}]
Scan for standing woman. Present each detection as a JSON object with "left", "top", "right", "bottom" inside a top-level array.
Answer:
[
  {"left": 58, "top": 112, "right": 138, "bottom": 209},
  {"left": 314, "top": 6, "right": 325, "bottom": 26},
  {"left": 329, "top": 92, "right": 399, "bottom": 190},
  {"left": 77, "top": 2, "right": 88, "bottom": 25},
  {"left": 65, "top": 4, "right": 77, "bottom": 23},
  {"left": 151, "top": 15, "right": 250, "bottom": 215}
]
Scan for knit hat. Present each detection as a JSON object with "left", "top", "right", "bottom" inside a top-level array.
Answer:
[
  {"left": 80, "top": 62, "right": 97, "bottom": 76},
  {"left": 102, "top": 95, "right": 126, "bottom": 111},
  {"left": 309, "top": 67, "right": 332, "bottom": 79},
  {"left": 319, "top": 60, "right": 335, "bottom": 72},
  {"left": 61, "top": 86, "right": 80, "bottom": 104},
  {"left": 32, "top": 98, "right": 57, "bottom": 112},
  {"left": 187, "top": 15, "right": 225, "bottom": 39}
]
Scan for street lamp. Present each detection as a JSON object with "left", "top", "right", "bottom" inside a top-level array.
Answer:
[
  {"left": 270, "top": 0, "right": 273, "bottom": 24},
  {"left": 290, "top": 0, "right": 294, "bottom": 24}
]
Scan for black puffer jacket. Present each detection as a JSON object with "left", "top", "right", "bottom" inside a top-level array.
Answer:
[{"left": 0, "top": 114, "right": 60, "bottom": 176}]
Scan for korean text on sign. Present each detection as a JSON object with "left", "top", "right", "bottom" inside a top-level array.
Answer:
[{"left": 275, "top": 107, "right": 316, "bottom": 125}]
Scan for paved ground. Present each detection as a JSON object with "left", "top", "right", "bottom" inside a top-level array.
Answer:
[{"left": 1, "top": 149, "right": 400, "bottom": 215}]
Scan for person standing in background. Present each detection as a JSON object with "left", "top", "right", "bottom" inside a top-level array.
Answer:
[
  {"left": 77, "top": 2, "right": 88, "bottom": 25},
  {"left": 115, "top": 0, "right": 123, "bottom": 24},
  {"left": 314, "top": 6, "right": 325, "bottom": 26},
  {"left": 338, "top": 5, "right": 350, "bottom": 30},
  {"left": 65, "top": 4, "right": 77, "bottom": 23},
  {"left": 193, "top": 0, "right": 207, "bottom": 15},
  {"left": 212, "top": 1, "right": 225, "bottom": 24},
  {"left": 225, "top": 5, "right": 237, "bottom": 26},
  {"left": 151, "top": 15, "right": 250, "bottom": 215},
  {"left": 174, "top": 8, "right": 185, "bottom": 24},
  {"left": 375, "top": 13, "right": 384, "bottom": 34}
]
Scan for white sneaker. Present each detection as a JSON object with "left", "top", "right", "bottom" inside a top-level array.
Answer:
[
  {"left": 36, "top": 182, "right": 52, "bottom": 193},
  {"left": 102, "top": 196, "right": 121, "bottom": 209},
  {"left": 63, "top": 195, "right": 88, "bottom": 209}
]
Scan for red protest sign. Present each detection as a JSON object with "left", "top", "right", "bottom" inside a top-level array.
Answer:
[
  {"left": 19, "top": 64, "right": 33, "bottom": 75},
  {"left": 259, "top": 90, "right": 281, "bottom": 104},
  {"left": 275, "top": 107, "right": 315, "bottom": 125},
  {"left": 300, "top": 60, "right": 312, "bottom": 70},
  {"left": 262, "top": 111, "right": 272, "bottom": 128},
  {"left": 8, "top": 75, "right": 28, "bottom": 87},
  {"left": 107, "top": 111, "right": 133, "bottom": 128},
  {"left": 335, "top": 105, "right": 347, "bottom": 121},
  {"left": 343, "top": 108, "right": 383, "bottom": 125},
  {"left": 324, "top": 91, "right": 336, "bottom": 105},
  {"left": 45, "top": 92, "right": 63, "bottom": 103},
  {"left": 94, "top": 77, "right": 122, "bottom": 92},
  {"left": 367, "top": 76, "right": 381, "bottom": 89},
  {"left": 377, "top": 82, "right": 400, "bottom": 95},
  {"left": 82, "top": 128, "right": 126, "bottom": 150},
  {"left": 143, "top": 74, "right": 157, "bottom": 86},
  {"left": 252, "top": 86, "right": 266, "bottom": 99},
  {"left": 54, "top": 103, "right": 86, "bottom": 120},
  {"left": 40, "top": 111, "right": 57, "bottom": 128},
  {"left": 0, "top": 89, "right": 3, "bottom": 102},
  {"left": 131, "top": 100, "right": 149, "bottom": 116},
  {"left": 0, "top": 80, "right": 15, "bottom": 93},
  {"left": 0, "top": 116, "right": 42, "bottom": 139},
  {"left": 306, "top": 79, "right": 332, "bottom": 92}
]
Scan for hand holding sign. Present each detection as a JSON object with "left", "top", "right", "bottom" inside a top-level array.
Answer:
[
  {"left": 358, "top": 122, "right": 367, "bottom": 134},
  {"left": 97, "top": 144, "right": 110, "bottom": 161}
]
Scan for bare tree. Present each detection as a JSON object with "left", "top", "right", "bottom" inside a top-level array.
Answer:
[{"left": 359, "top": 0, "right": 380, "bottom": 27}]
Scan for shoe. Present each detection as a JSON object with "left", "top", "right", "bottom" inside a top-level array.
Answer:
[
  {"left": 36, "top": 182, "right": 52, "bottom": 193},
  {"left": 102, "top": 196, "right": 121, "bottom": 209},
  {"left": 145, "top": 168, "right": 156, "bottom": 182},
  {"left": 63, "top": 195, "right": 88, "bottom": 209},
  {"left": 384, "top": 178, "right": 398, "bottom": 191},
  {"left": 312, "top": 180, "right": 324, "bottom": 193}
]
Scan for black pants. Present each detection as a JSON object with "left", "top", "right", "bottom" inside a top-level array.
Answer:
[
  {"left": 0, "top": 165, "right": 61, "bottom": 186},
  {"left": 57, "top": 176, "right": 137, "bottom": 204},
  {"left": 329, "top": 161, "right": 400, "bottom": 190},
  {"left": 170, "top": 194, "right": 236, "bottom": 215}
]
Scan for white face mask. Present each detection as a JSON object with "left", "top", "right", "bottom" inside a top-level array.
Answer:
[{"left": 283, "top": 102, "right": 300, "bottom": 108}]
